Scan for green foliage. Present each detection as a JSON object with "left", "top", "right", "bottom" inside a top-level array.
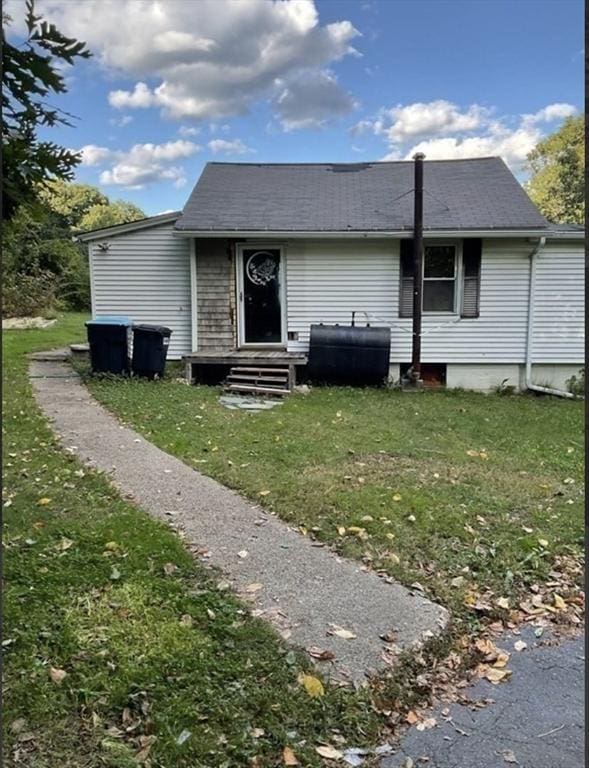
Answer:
[
  {"left": 78, "top": 199, "right": 145, "bottom": 231},
  {"left": 3, "top": 185, "right": 144, "bottom": 317},
  {"left": 2, "top": 202, "right": 90, "bottom": 314},
  {"left": 2, "top": 1, "right": 91, "bottom": 218},
  {"left": 37, "top": 179, "right": 108, "bottom": 227},
  {"left": 526, "top": 116, "right": 585, "bottom": 224},
  {"left": 566, "top": 367, "right": 585, "bottom": 397},
  {"left": 1, "top": 270, "right": 57, "bottom": 317}
]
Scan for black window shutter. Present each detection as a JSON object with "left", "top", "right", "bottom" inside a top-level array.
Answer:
[
  {"left": 461, "top": 238, "right": 482, "bottom": 318},
  {"left": 399, "top": 239, "right": 414, "bottom": 318}
]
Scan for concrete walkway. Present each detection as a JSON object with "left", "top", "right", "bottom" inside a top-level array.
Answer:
[
  {"left": 30, "top": 359, "right": 448, "bottom": 682},
  {"left": 381, "top": 625, "right": 584, "bottom": 768}
]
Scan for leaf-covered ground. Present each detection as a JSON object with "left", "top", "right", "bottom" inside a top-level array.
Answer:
[
  {"left": 3, "top": 314, "right": 381, "bottom": 768},
  {"left": 83, "top": 355, "right": 584, "bottom": 625}
]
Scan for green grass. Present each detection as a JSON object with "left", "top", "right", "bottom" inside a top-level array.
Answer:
[
  {"left": 82, "top": 354, "right": 584, "bottom": 623},
  {"left": 3, "top": 314, "right": 380, "bottom": 767}
]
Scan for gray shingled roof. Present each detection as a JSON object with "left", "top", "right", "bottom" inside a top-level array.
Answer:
[{"left": 175, "top": 158, "right": 548, "bottom": 233}]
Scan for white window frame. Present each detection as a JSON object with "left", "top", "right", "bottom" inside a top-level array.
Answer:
[
  {"left": 236, "top": 243, "right": 287, "bottom": 348},
  {"left": 422, "top": 241, "right": 462, "bottom": 315}
]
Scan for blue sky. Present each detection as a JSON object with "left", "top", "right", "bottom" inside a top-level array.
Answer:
[{"left": 6, "top": 0, "right": 583, "bottom": 215}]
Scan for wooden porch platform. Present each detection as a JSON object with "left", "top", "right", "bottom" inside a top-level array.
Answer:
[{"left": 183, "top": 349, "right": 308, "bottom": 386}]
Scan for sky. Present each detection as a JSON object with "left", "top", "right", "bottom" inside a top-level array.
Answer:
[{"left": 5, "top": 0, "right": 584, "bottom": 216}]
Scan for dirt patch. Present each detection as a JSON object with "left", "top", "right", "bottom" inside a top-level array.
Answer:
[{"left": 3, "top": 316, "right": 57, "bottom": 330}]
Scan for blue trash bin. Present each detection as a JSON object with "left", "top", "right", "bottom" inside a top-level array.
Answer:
[{"left": 86, "top": 316, "right": 132, "bottom": 375}]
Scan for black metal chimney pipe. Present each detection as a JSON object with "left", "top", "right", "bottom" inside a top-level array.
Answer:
[{"left": 410, "top": 152, "right": 425, "bottom": 384}]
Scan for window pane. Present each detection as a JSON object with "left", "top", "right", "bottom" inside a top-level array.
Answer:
[
  {"left": 424, "top": 245, "right": 455, "bottom": 277},
  {"left": 423, "top": 280, "right": 454, "bottom": 311}
]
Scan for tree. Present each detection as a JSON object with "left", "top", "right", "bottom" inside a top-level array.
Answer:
[
  {"left": 526, "top": 115, "right": 585, "bottom": 225},
  {"left": 2, "top": 0, "right": 91, "bottom": 218},
  {"left": 37, "top": 180, "right": 145, "bottom": 231},
  {"left": 36, "top": 179, "right": 108, "bottom": 227},
  {"left": 78, "top": 200, "right": 145, "bottom": 231}
]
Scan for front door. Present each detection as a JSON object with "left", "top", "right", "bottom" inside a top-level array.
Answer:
[{"left": 238, "top": 247, "right": 284, "bottom": 345}]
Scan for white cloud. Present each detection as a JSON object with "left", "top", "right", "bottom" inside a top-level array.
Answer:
[
  {"left": 522, "top": 102, "right": 577, "bottom": 125},
  {"left": 397, "top": 125, "right": 543, "bottom": 170},
  {"left": 356, "top": 99, "right": 578, "bottom": 171},
  {"left": 208, "top": 138, "right": 255, "bottom": 155},
  {"left": 109, "top": 81, "right": 155, "bottom": 109},
  {"left": 100, "top": 164, "right": 187, "bottom": 189},
  {"left": 75, "top": 139, "right": 201, "bottom": 188},
  {"left": 27, "top": 0, "right": 360, "bottom": 125},
  {"left": 273, "top": 69, "right": 356, "bottom": 130},
  {"left": 178, "top": 125, "right": 200, "bottom": 137},
  {"left": 109, "top": 114, "right": 133, "bottom": 128},
  {"left": 78, "top": 144, "right": 115, "bottom": 166}
]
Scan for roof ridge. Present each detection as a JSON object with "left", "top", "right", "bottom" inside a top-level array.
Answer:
[{"left": 205, "top": 157, "right": 503, "bottom": 167}]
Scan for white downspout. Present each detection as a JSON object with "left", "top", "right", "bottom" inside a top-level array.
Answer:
[{"left": 525, "top": 236, "right": 575, "bottom": 398}]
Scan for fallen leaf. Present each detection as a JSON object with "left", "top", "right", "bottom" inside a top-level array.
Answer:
[
  {"left": 337, "top": 526, "right": 347, "bottom": 536},
  {"left": 245, "top": 582, "right": 263, "bottom": 593},
  {"left": 538, "top": 538, "right": 549, "bottom": 548},
  {"left": 58, "top": 537, "right": 74, "bottom": 552},
  {"left": 328, "top": 624, "right": 357, "bottom": 639},
  {"left": 451, "top": 576, "right": 465, "bottom": 588},
  {"left": 176, "top": 729, "right": 191, "bottom": 745},
  {"left": 163, "top": 562, "right": 178, "bottom": 575},
  {"left": 37, "top": 497, "right": 51, "bottom": 505},
  {"left": 405, "top": 710, "right": 419, "bottom": 725},
  {"left": 484, "top": 667, "right": 512, "bottom": 684},
  {"left": 316, "top": 745, "right": 343, "bottom": 760},
  {"left": 110, "top": 566, "right": 121, "bottom": 581},
  {"left": 179, "top": 614, "right": 193, "bottom": 627},
  {"left": 136, "top": 734, "right": 156, "bottom": 762},
  {"left": 259, "top": 490, "right": 271, "bottom": 497},
  {"left": 553, "top": 594, "right": 566, "bottom": 610},
  {"left": 495, "top": 597, "right": 510, "bottom": 609},
  {"left": 416, "top": 717, "right": 437, "bottom": 731},
  {"left": 251, "top": 727, "right": 265, "bottom": 738},
  {"left": 501, "top": 749, "right": 518, "bottom": 764},
  {"left": 513, "top": 640, "right": 527, "bottom": 652},
  {"left": 49, "top": 667, "right": 67, "bottom": 684},
  {"left": 298, "top": 673, "right": 324, "bottom": 698},
  {"left": 493, "top": 651, "right": 510, "bottom": 668},
  {"left": 307, "top": 646, "right": 336, "bottom": 661},
  {"left": 283, "top": 746, "right": 299, "bottom": 765},
  {"left": 237, "top": 550, "right": 248, "bottom": 559},
  {"left": 392, "top": 494, "right": 402, "bottom": 502}
]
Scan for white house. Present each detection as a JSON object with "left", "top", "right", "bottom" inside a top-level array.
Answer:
[{"left": 79, "top": 157, "right": 584, "bottom": 393}]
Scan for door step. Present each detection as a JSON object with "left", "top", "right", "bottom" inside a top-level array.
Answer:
[{"left": 224, "top": 366, "right": 291, "bottom": 396}]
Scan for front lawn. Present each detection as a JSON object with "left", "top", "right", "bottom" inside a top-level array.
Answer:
[
  {"left": 84, "top": 355, "right": 584, "bottom": 624},
  {"left": 3, "top": 315, "right": 380, "bottom": 767}
]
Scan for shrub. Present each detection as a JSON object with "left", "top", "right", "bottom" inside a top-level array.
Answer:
[
  {"left": 2, "top": 271, "right": 58, "bottom": 318},
  {"left": 566, "top": 368, "right": 585, "bottom": 397}
]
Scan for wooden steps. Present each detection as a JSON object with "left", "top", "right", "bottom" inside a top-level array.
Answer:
[{"left": 224, "top": 366, "right": 291, "bottom": 397}]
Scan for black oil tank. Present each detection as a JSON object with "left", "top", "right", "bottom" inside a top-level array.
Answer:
[{"left": 307, "top": 322, "right": 391, "bottom": 386}]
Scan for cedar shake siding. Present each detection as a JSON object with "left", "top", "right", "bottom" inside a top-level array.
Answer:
[{"left": 194, "top": 238, "right": 236, "bottom": 351}]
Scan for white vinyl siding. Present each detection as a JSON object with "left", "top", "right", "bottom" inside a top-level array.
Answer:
[
  {"left": 89, "top": 222, "right": 192, "bottom": 359},
  {"left": 285, "top": 240, "right": 397, "bottom": 352},
  {"left": 285, "top": 237, "right": 584, "bottom": 364},
  {"left": 531, "top": 241, "right": 584, "bottom": 363}
]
